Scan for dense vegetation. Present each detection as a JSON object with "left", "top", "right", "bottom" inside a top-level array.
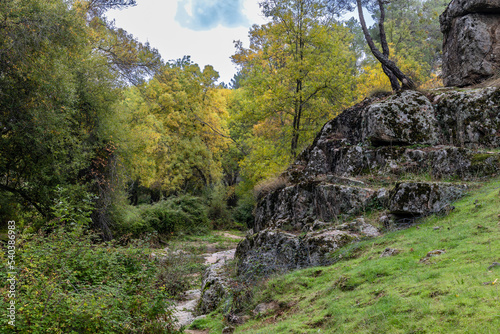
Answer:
[{"left": 0, "top": 0, "right": 453, "bottom": 332}]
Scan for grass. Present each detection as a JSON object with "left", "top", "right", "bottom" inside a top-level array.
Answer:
[{"left": 196, "top": 178, "right": 500, "bottom": 333}]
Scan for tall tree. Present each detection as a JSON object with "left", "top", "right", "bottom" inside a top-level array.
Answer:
[
  {"left": 110, "top": 58, "right": 232, "bottom": 196},
  {"left": 233, "top": 0, "right": 357, "bottom": 158},
  {"left": 0, "top": 0, "right": 160, "bottom": 230}
]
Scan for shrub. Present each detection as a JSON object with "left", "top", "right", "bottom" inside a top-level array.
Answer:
[
  {"left": 231, "top": 192, "right": 255, "bottom": 229},
  {"left": 0, "top": 226, "right": 177, "bottom": 333},
  {"left": 141, "top": 195, "right": 209, "bottom": 236},
  {"left": 205, "top": 183, "right": 232, "bottom": 229}
]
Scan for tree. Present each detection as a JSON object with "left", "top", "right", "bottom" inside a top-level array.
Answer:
[
  {"left": 0, "top": 0, "right": 160, "bottom": 231},
  {"left": 110, "top": 58, "right": 232, "bottom": 197},
  {"left": 233, "top": 0, "right": 358, "bottom": 159},
  {"left": 328, "top": 0, "right": 416, "bottom": 90}
]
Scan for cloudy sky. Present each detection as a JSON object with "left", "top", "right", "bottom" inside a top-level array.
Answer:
[{"left": 106, "top": 0, "right": 268, "bottom": 84}]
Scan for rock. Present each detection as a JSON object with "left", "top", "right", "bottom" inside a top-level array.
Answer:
[
  {"left": 254, "top": 182, "right": 376, "bottom": 232},
  {"left": 337, "top": 218, "right": 381, "bottom": 237},
  {"left": 362, "top": 91, "right": 439, "bottom": 146},
  {"left": 434, "top": 88, "right": 500, "bottom": 149},
  {"left": 203, "top": 249, "right": 236, "bottom": 265},
  {"left": 197, "top": 261, "right": 229, "bottom": 315},
  {"left": 236, "top": 228, "right": 358, "bottom": 279},
  {"left": 222, "top": 326, "right": 235, "bottom": 334},
  {"left": 487, "top": 262, "right": 500, "bottom": 270},
  {"left": 380, "top": 248, "right": 400, "bottom": 258},
  {"left": 388, "top": 182, "right": 467, "bottom": 217},
  {"left": 440, "top": 0, "right": 500, "bottom": 86},
  {"left": 420, "top": 249, "right": 446, "bottom": 263},
  {"left": 172, "top": 289, "right": 202, "bottom": 330},
  {"left": 253, "top": 301, "right": 280, "bottom": 316}
]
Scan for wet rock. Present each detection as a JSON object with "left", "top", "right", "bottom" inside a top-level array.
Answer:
[
  {"left": 362, "top": 91, "right": 439, "bottom": 146},
  {"left": 440, "top": 0, "right": 500, "bottom": 86},
  {"left": 388, "top": 182, "right": 467, "bottom": 216}
]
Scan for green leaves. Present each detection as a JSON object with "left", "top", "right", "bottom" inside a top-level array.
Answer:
[
  {"left": 230, "top": 0, "right": 357, "bottom": 186},
  {"left": 111, "top": 60, "right": 232, "bottom": 194},
  {"left": 0, "top": 226, "right": 175, "bottom": 333}
]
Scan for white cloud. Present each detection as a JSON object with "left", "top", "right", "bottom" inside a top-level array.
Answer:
[{"left": 106, "top": 0, "right": 267, "bottom": 84}]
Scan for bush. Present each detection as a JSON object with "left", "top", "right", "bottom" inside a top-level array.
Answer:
[
  {"left": 232, "top": 192, "right": 255, "bottom": 229},
  {"left": 205, "top": 183, "right": 232, "bottom": 229},
  {"left": 0, "top": 226, "right": 177, "bottom": 333},
  {"left": 141, "top": 195, "right": 209, "bottom": 236}
]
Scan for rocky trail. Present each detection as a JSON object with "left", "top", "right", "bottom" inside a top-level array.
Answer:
[{"left": 169, "top": 233, "right": 243, "bottom": 331}]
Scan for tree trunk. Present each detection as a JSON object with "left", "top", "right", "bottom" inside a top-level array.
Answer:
[
  {"left": 377, "top": 0, "right": 401, "bottom": 91},
  {"left": 356, "top": 0, "right": 415, "bottom": 90}
]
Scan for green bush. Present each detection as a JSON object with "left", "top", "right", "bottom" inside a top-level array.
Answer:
[
  {"left": 0, "top": 226, "right": 177, "bottom": 333},
  {"left": 231, "top": 192, "right": 255, "bottom": 229},
  {"left": 205, "top": 183, "right": 232, "bottom": 229},
  {"left": 141, "top": 195, "right": 209, "bottom": 236}
]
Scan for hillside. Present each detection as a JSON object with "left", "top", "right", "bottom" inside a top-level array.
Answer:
[{"left": 193, "top": 177, "right": 500, "bottom": 333}]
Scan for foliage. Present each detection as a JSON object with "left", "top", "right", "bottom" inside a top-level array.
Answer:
[
  {"left": 346, "top": 0, "right": 447, "bottom": 96},
  {"left": 231, "top": 0, "right": 358, "bottom": 190},
  {"left": 141, "top": 195, "right": 210, "bottom": 236},
  {"left": 231, "top": 192, "right": 256, "bottom": 229},
  {"left": 0, "top": 0, "right": 161, "bottom": 229},
  {"left": 0, "top": 226, "right": 177, "bottom": 333},
  {"left": 109, "top": 58, "right": 232, "bottom": 195}
]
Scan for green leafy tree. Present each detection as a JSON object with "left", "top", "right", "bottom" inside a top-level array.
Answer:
[
  {"left": 231, "top": 0, "right": 357, "bottom": 188},
  {"left": 0, "top": 0, "right": 161, "bottom": 234},
  {"left": 111, "top": 58, "right": 232, "bottom": 197}
]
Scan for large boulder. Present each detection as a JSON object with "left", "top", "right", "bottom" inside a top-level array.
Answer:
[
  {"left": 254, "top": 182, "right": 376, "bottom": 232},
  {"left": 362, "top": 91, "right": 439, "bottom": 146},
  {"left": 388, "top": 182, "right": 467, "bottom": 216},
  {"left": 236, "top": 228, "right": 359, "bottom": 279},
  {"left": 440, "top": 0, "right": 500, "bottom": 87}
]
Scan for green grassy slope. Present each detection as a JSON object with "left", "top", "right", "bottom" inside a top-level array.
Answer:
[{"left": 226, "top": 178, "right": 500, "bottom": 333}]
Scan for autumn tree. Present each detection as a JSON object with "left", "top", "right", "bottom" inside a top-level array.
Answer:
[
  {"left": 232, "top": 0, "right": 357, "bottom": 164},
  {"left": 110, "top": 57, "right": 232, "bottom": 199}
]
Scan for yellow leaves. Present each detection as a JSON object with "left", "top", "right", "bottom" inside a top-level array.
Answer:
[
  {"left": 357, "top": 63, "right": 392, "bottom": 100},
  {"left": 111, "top": 64, "right": 231, "bottom": 192}
]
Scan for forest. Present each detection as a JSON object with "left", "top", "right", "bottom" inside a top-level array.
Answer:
[{"left": 0, "top": 0, "right": 455, "bottom": 332}]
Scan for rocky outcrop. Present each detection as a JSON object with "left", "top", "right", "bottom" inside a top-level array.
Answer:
[
  {"left": 388, "top": 182, "right": 467, "bottom": 216},
  {"left": 440, "top": 0, "right": 500, "bottom": 86},
  {"left": 236, "top": 87, "right": 500, "bottom": 278},
  {"left": 434, "top": 87, "right": 500, "bottom": 147},
  {"left": 254, "top": 182, "right": 376, "bottom": 233},
  {"left": 236, "top": 228, "right": 359, "bottom": 279},
  {"left": 362, "top": 91, "right": 439, "bottom": 146}
]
